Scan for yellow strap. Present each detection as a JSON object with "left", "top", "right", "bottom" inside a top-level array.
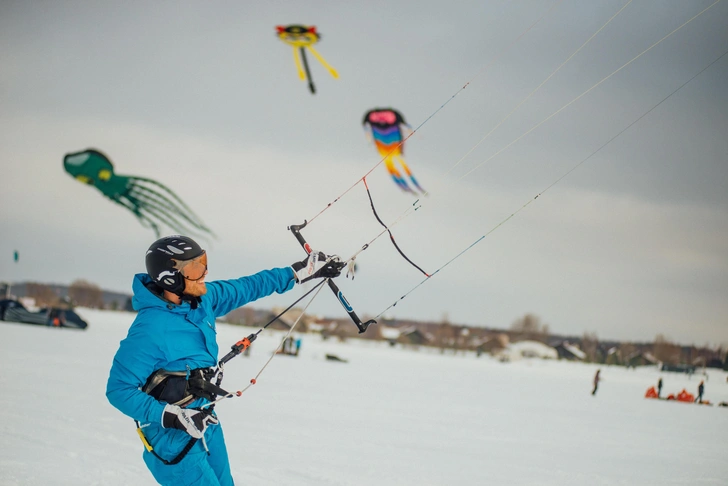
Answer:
[
  {"left": 292, "top": 47, "right": 305, "bottom": 80},
  {"left": 305, "top": 45, "right": 339, "bottom": 79},
  {"left": 136, "top": 427, "right": 154, "bottom": 453}
]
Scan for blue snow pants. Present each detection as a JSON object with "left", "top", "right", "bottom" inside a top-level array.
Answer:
[{"left": 143, "top": 423, "right": 233, "bottom": 486}]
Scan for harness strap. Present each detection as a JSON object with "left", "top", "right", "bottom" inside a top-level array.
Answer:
[
  {"left": 143, "top": 367, "right": 230, "bottom": 406},
  {"left": 187, "top": 377, "right": 230, "bottom": 401},
  {"left": 135, "top": 420, "right": 198, "bottom": 466}
]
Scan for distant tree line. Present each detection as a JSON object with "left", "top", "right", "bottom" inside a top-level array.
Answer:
[
  {"left": 12, "top": 282, "right": 727, "bottom": 368},
  {"left": 18, "top": 280, "right": 122, "bottom": 310}
]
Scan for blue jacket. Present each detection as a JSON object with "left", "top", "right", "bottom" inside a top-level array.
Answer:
[{"left": 106, "top": 268, "right": 295, "bottom": 426}]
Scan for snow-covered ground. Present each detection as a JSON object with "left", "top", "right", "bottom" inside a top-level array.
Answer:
[{"left": 1, "top": 308, "right": 726, "bottom": 485}]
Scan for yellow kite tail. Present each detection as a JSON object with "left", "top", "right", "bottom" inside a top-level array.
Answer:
[
  {"left": 306, "top": 45, "right": 339, "bottom": 79},
  {"left": 292, "top": 46, "right": 305, "bottom": 80}
]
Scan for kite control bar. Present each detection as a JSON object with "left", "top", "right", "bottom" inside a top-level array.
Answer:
[
  {"left": 218, "top": 333, "right": 258, "bottom": 366},
  {"left": 288, "top": 220, "right": 375, "bottom": 334}
]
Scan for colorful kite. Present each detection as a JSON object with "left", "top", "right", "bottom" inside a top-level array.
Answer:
[
  {"left": 63, "top": 149, "right": 214, "bottom": 238},
  {"left": 275, "top": 24, "right": 338, "bottom": 94},
  {"left": 363, "top": 108, "right": 425, "bottom": 194}
]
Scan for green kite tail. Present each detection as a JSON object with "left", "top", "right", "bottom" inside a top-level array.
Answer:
[{"left": 63, "top": 149, "right": 215, "bottom": 239}]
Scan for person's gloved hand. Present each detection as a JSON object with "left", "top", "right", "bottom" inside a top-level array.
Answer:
[
  {"left": 292, "top": 252, "right": 345, "bottom": 283},
  {"left": 162, "top": 404, "right": 218, "bottom": 439}
]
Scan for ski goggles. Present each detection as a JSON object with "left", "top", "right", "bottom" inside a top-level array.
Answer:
[{"left": 173, "top": 251, "right": 208, "bottom": 281}]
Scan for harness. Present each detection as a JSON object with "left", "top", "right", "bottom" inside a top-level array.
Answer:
[
  {"left": 135, "top": 367, "right": 229, "bottom": 465},
  {"left": 142, "top": 368, "right": 230, "bottom": 407}
]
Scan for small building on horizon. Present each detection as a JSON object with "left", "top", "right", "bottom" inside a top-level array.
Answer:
[
  {"left": 496, "top": 340, "right": 558, "bottom": 361},
  {"left": 555, "top": 342, "right": 586, "bottom": 361}
]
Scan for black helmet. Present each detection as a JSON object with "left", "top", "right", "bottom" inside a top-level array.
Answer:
[{"left": 145, "top": 235, "right": 205, "bottom": 294}]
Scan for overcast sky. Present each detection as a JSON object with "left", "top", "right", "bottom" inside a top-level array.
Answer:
[{"left": 1, "top": 1, "right": 726, "bottom": 346}]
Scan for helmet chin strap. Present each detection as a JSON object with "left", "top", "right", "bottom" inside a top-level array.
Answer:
[
  {"left": 172, "top": 278, "right": 200, "bottom": 309},
  {"left": 180, "top": 293, "right": 201, "bottom": 309}
]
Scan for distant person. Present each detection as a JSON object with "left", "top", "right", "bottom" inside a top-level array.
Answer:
[
  {"left": 657, "top": 377, "right": 663, "bottom": 398},
  {"left": 695, "top": 380, "right": 705, "bottom": 403},
  {"left": 592, "top": 369, "right": 601, "bottom": 396},
  {"left": 106, "top": 235, "right": 343, "bottom": 485},
  {"left": 279, "top": 336, "right": 296, "bottom": 355},
  {"left": 295, "top": 337, "right": 302, "bottom": 356}
]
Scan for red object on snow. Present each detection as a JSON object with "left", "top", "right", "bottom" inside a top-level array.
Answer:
[
  {"left": 645, "top": 386, "right": 658, "bottom": 399},
  {"left": 677, "top": 389, "right": 695, "bottom": 402}
]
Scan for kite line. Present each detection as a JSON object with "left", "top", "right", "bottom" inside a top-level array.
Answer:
[
  {"left": 305, "top": 0, "right": 563, "bottom": 226},
  {"left": 347, "top": 0, "right": 721, "bottom": 282},
  {"left": 304, "top": 0, "right": 720, "bottom": 290},
  {"left": 203, "top": 1, "right": 725, "bottom": 406},
  {"left": 443, "top": 0, "right": 633, "bottom": 179},
  {"left": 271, "top": 0, "right": 723, "bottom": 322},
  {"left": 374, "top": 44, "right": 728, "bottom": 319},
  {"left": 455, "top": 0, "right": 722, "bottom": 182}
]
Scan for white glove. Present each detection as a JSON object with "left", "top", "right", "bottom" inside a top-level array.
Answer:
[
  {"left": 162, "top": 404, "right": 218, "bottom": 439},
  {"left": 291, "top": 251, "right": 345, "bottom": 284}
]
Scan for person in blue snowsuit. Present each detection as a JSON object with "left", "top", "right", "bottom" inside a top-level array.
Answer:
[{"left": 107, "top": 235, "right": 343, "bottom": 485}]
